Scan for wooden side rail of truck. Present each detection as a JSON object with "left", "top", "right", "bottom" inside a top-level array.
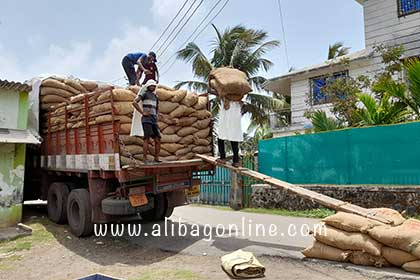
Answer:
[{"left": 37, "top": 87, "right": 214, "bottom": 237}]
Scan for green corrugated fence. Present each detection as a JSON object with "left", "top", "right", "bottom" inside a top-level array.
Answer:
[{"left": 259, "top": 122, "right": 420, "bottom": 185}]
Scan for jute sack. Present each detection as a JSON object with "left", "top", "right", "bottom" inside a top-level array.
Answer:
[
  {"left": 156, "top": 88, "right": 174, "bottom": 101},
  {"left": 170, "top": 105, "right": 187, "bottom": 118},
  {"left": 162, "top": 126, "right": 181, "bottom": 135},
  {"left": 160, "top": 114, "right": 178, "bottom": 125},
  {"left": 180, "top": 135, "right": 194, "bottom": 145},
  {"left": 161, "top": 143, "right": 184, "bottom": 154},
  {"left": 368, "top": 219, "right": 420, "bottom": 258},
  {"left": 120, "top": 123, "right": 132, "bottom": 134},
  {"left": 194, "top": 96, "right": 208, "bottom": 110},
  {"left": 80, "top": 80, "right": 98, "bottom": 91},
  {"left": 161, "top": 155, "right": 179, "bottom": 161},
  {"left": 42, "top": 78, "right": 79, "bottom": 94},
  {"left": 175, "top": 146, "right": 192, "bottom": 156},
  {"left": 96, "top": 115, "right": 132, "bottom": 124},
  {"left": 180, "top": 152, "right": 195, "bottom": 160},
  {"left": 176, "top": 117, "right": 197, "bottom": 127},
  {"left": 161, "top": 134, "right": 182, "bottom": 143},
  {"left": 348, "top": 251, "right": 389, "bottom": 267},
  {"left": 97, "top": 89, "right": 136, "bottom": 102},
  {"left": 194, "top": 127, "right": 211, "bottom": 139},
  {"left": 183, "top": 107, "right": 196, "bottom": 116},
  {"left": 192, "top": 146, "right": 212, "bottom": 154},
  {"left": 134, "top": 154, "right": 155, "bottom": 161},
  {"left": 128, "top": 85, "right": 141, "bottom": 94},
  {"left": 120, "top": 145, "right": 143, "bottom": 155},
  {"left": 157, "top": 84, "right": 175, "bottom": 91},
  {"left": 119, "top": 135, "right": 143, "bottom": 146},
  {"left": 158, "top": 121, "right": 169, "bottom": 130},
  {"left": 171, "top": 89, "right": 187, "bottom": 102},
  {"left": 402, "top": 260, "right": 420, "bottom": 274},
  {"left": 369, "top": 208, "right": 406, "bottom": 226},
  {"left": 302, "top": 241, "right": 350, "bottom": 262},
  {"left": 314, "top": 225, "right": 382, "bottom": 256},
  {"left": 382, "top": 247, "right": 418, "bottom": 267},
  {"left": 159, "top": 101, "right": 178, "bottom": 114},
  {"left": 194, "top": 138, "right": 211, "bottom": 146},
  {"left": 41, "top": 94, "right": 69, "bottom": 104},
  {"left": 41, "top": 102, "right": 61, "bottom": 110},
  {"left": 64, "top": 79, "right": 87, "bottom": 93},
  {"left": 40, "top": 87, "right": 73, "bottom": 98},
  {"left": 209, "top": 67, "right": 252, "bottom": 98},
  {"left": 92, "top": 102, "right": 133, "bottom": 115},
  {"left": 190, "top": 110, "right": 211, "bottom": 120},
  {"left": 177, "top": 127, "right": 198, "bottom": 137},
  {"left": 181, "top": 93, "right": 198, "bottom": 107},
  {"left": 193, "top": 118, "right": 211, "bottom": 130},
  {"left": 323, "top": 212, "right": 384, "bottom": 233}
]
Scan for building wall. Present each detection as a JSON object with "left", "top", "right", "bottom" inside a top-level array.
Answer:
[
  {"left": 0, "top": 90, "right": 29, "bottom": 130},
  {"left": 364, "top": 0, "right": 420, "bottom": 58}
]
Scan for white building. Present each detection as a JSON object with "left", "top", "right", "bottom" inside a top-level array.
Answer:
[{"left": 264, "top": 0, "right": 420, "bottom": 137}]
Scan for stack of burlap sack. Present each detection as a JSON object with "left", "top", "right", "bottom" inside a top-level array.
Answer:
[
  {"left": 119, "top": 85, "right": 212, "bottom": 165},
  {"left": 39, "top": 77, "right": 100, "bottom": 133},
  {"left": 208, "top": 67, "right": 252, "bottom": 108},
  {"left": 303, "top": 208, "right": 420, "bottom": 274}
]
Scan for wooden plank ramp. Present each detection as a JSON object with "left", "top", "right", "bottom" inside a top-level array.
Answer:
[{"left": 196, "top": 154, "right": 392, "bottom": 224}]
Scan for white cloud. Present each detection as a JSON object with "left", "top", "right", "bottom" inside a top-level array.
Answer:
[{"left": 152, "top": 0, "right": 186, "bottom": 19}]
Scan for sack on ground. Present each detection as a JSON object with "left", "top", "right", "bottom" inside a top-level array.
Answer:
[
  {"left": 382, "top": 247, "right": 418, "bottom": 267},
  {"left": 348, "top": 251, "right": 389, "bottom": 267},
  {"left": 303, "top": 241, "right": 350, "bottom": 262},
  {"left": 402, "top": 260, "right": 420, "bottom": 274},
  {"left": 368, "top": 208, "right": 405, "bottom": 226},
  {"left": 323, "top": 212, "right": 384, "bottom": 233}
]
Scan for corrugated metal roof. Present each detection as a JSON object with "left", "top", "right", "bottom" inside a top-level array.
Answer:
[
  {"left": 0, "top": 79, "right": 32, "bottom": 93},
  {"left": 0, "top": 128, "right": 40, "bottom": 144}
]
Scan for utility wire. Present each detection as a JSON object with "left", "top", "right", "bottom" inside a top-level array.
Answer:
[
  {"left": 150, "top": 0, "right": 190, "bottom": 51},
  {"left": 276, "top": 0, "right": 290, "bottom": 69},
  {"left": 160, "top": 0, "right": 230, "bottom": 76},
  {"left": 155, "top": 0, "right": 199, "bottom": 55},
  {"left": 157, "top": 0, "right": 205, "bottom": 59},
  {"left": 159, "top": 0, "right": 224, "bottom": 70}
]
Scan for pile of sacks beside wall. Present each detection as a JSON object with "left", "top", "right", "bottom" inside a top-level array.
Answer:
[
  {"left": 303, "top": 208, "right": 420, "bottom": 274},
  {"left": 39, "top": 78, "right": 213, "bottom": 165}
]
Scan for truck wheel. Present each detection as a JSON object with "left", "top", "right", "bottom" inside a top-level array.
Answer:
[
  {"left": 47, "top": 182, "right": 69, "bottom": 224},
  {"left": 141, "top": 194, "right": 166, "bottom": 222},
  {"left": 67, "top": 189, "right": 93, "bottom": 237}
]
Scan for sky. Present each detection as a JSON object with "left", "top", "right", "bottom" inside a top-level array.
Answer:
[{"left": 0, "top": 0, "right": 365, "bottom": 87}]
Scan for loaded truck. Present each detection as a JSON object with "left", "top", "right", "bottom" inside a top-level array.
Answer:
[{"left": 26, "top": 86, "right": 213, "bottom": 237}]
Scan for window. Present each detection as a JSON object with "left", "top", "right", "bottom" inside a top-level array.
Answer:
[
  {"left": 398, "top": 0, "right": 420, "bottom": 16},
  {"left": 310, "top": 71, "right": 348, "bottom": 105}
]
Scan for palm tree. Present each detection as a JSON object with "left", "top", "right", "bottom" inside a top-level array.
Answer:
[
  {"left": 175, "top": 24, "right": 288, "bottom": 129},
  {"left": 241, "top": 124, "right": 273, "bottom": 154},
  {"left": 328, "top": 42, "right": 350, "bottom": 60},
  {"left": 309, "top": 110, "right": 342, "bottom": 132}
]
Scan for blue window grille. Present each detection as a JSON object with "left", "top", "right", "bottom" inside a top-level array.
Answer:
[
  {"left": 399, "top": 0, "right": 420, "bottom": 16},
  {"left": 310, "top": 71, "right": 348, "bottom": 105}
]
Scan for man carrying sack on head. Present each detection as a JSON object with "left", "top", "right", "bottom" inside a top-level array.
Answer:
[
  {"left": 208, "top": 67, "right": 252, "bottom": 168},
  {"left": 132, "top": 79, "right": 162, "bottom": 164}
]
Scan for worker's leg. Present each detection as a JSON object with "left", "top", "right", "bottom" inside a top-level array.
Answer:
[
  {"left": 152, "top": 123, "right": 162, "bottom": 162},
  {"left": 142, "top": 123, "right": 153, "bottom": 162},
  {"left": 122, "top": 56, "right": 137, "bottom": 85},
  {"left": 143, "top": 137, "right": 150, "bottom": 161},
  {"left": 231, "top": 141, "right": 240, "bottom": 165},
  {"left": 217, "top": 138, "right": 226, "bottom": 160}
]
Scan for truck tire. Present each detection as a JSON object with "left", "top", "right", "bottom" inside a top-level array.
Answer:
[
  {"left": 47, "top": 182, "right": 69, "bottom": 224},
  {"left": 67, "top": 189, "right": 93, "bottom": 237},
  {"left": 102, "top": 197, "right": 137, "bottom": 216},
  {"left": 141, "top": 194, "right": 166, "bottom": 222}
]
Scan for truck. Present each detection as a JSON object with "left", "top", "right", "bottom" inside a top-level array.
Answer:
[{"left": 26, "top": 86, "right": 213, "bottom": 237}]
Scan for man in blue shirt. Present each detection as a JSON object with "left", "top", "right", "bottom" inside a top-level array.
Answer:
[{"left": 121, "top": 51, "right": 158, "bottom": 86}]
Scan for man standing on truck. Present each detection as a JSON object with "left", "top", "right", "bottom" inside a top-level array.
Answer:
[
  {"left": 121, "top": 51, "right": 159, "bottom": 86},
  {"left": 132, "top": 79, "right": 162, "bottom": 163}
]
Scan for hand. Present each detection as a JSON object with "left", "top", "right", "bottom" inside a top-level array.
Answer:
[
  {"left": 144, "top": 69, "right": 152, "bottom": 75},
  {"left": 143, "top": 111, "right": 151, "bottom": 117}
]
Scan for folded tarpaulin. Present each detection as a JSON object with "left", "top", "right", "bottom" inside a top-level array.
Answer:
[{"left": 221, "top": 249, "right": 265, "bottom": 279}]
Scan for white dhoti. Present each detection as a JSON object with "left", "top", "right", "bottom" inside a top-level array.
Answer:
[{"left": 218, "top": 100, "right": 243, "bottom": 142}]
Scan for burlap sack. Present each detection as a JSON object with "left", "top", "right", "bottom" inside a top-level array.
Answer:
[
  {"left": 160, "top": 114, "right": 178, "bottom": 125},
  {"left": 159, "top": 149, "right": 172, "bottom": 157},
  {"left": 169, "top": 105, "right": 187, "bottom": 118},
  {"left": 92, "top": 102, "right": 133, "bottom": 115},
  {"left": 192, "top": 146, "right": 212, "bottom": 154},
  {"left": 96, "top": 115, "right": 132, "bottom": 124},
  {"left": 208, "top": 67, "right": 252, "bottom": 98},
  {"left": 120, "top": 123, "right": 132, "bottom": 134},
  {"left": 66, "top": 103, "right": 83, "bottom": 111},
  {"left": 64, "top": 79, "right": 87, "bottom": 93},
  {"left": 159, "top": 101, "right": 178, "bottom": 114},
  {"left": 51, "top": 117, "right": 65, "bottom": 125},
  {"left": 156, "top": 88, "right": 174, "bottom": 101},
  {"left": 161, "top": 155, "right": 179, "bottom": 161},
  {"left": 161, "top": 134, "right": 182, "bottom": 143},
  {"left": 194, "top": 138, "right": 211, "bottom": 146},
  {"left": 177, "top": 127, "right": 198, "bottom": 137},
  {"left": 190, "top": 110, "right": 211, "bottom": 120},
  {"left": 180, "top": 135, "right": 194, "bottom": 145},
  {"left": 158, "top": 121, "right": 169, "bottom": 130},
  {"left": 193, "top": 96, "right": 207, "bottom": 110},
  {"left": 80, "top": 80, "right": 98, "bottom": 91},
  {"left": 171, "top": 89, "right": 187, "bottom": 102},
  {"left": 120, "top": 156, "right": 132, "bottom": 166},
  {"left": 120, "top": 145, "right": 143, "bottom": 155},
  {"left": 369, "top": 208, "right": 406, "bottom": 226},
  {"left": 368, "top": 219, "right": 420, "bottom": 258},
  {"left": 181, "top": 93, "right": 198, "bottom": 106},
  {"left": 194, "top": 127, "right": 211, "bottom": 139},
  {"left": 97, "top": 89, "right": 136, "bottom": 102},
  {"left": 180, "top": 152, "right": 195, "bottom": 160},
  {"left": 134, "top": 154, "right": 155, "bottom": 161},
  {"left": 323, "top": 212, "right": 384, "bottom": 233},
  {"left": 157, "top": 84, "right": 175, "bottom": 91},
  {"left": 128, "top": 85, "right": 141, "bottom": 94},
  {"left": 41, "top": 102, "right": 61, "bottom": 110},
  {"left": 314, "top": 225, "right": 382, "bottom": 256},
  {"left": 162, "top": 126, "right": 181, "bottom": 135},
  {"left": 42, "top": 78, "right": 79, "bottom": 94},
  {"left": 175, "top": 146, "right": 192, "bottom": 156},
  {"left": 161, "top": 143, "right": 184, "bottom": 154},
  {"left": 382, "top": 247, "right": 418, "bottom": 267},
  {"left": 119, "top": 135, "right": 143, "bottom": 146},
  {"left": 302, "top": 241, "right": 350, "bottom": 262},
  {"left": 402, "top": 260, "right": 420, "bottom": 274},
  {"left": 193, "top": 118, "right": 212, "bottom": 129},
  {"left": 40, "top": 87, "right": 73, "bottom": 98},
  {"left": 41, "top": 94, "right": 69, "bottom": 104},
  {"left": 176, "top": 117, "right": 197, "bottom": 127},
  {"left": 348, "top": 251, "right": 389, "bottom": 267},
  {"left": 183, "top": 107, "right": 196, "bottom": 116}
]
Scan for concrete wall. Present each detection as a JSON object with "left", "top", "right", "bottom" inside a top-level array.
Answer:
[{"left": 252, "top": 184, "right": 420, "bottom": 215}]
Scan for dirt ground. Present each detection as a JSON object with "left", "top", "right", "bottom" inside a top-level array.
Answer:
[{"left": 0, "top": 207, "right": 417, "bottom": 280}]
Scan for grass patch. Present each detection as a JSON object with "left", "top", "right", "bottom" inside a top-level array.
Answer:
[
  {"left": 134, "top": 269, "right": 205, "bottom": 280},
  {"left": 191, "top": 204, "right": 334, "bottom": 219}
]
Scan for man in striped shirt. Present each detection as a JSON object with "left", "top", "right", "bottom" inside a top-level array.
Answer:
[{"left": 133, "top": 79, "right": 161, "bottom": 163}]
